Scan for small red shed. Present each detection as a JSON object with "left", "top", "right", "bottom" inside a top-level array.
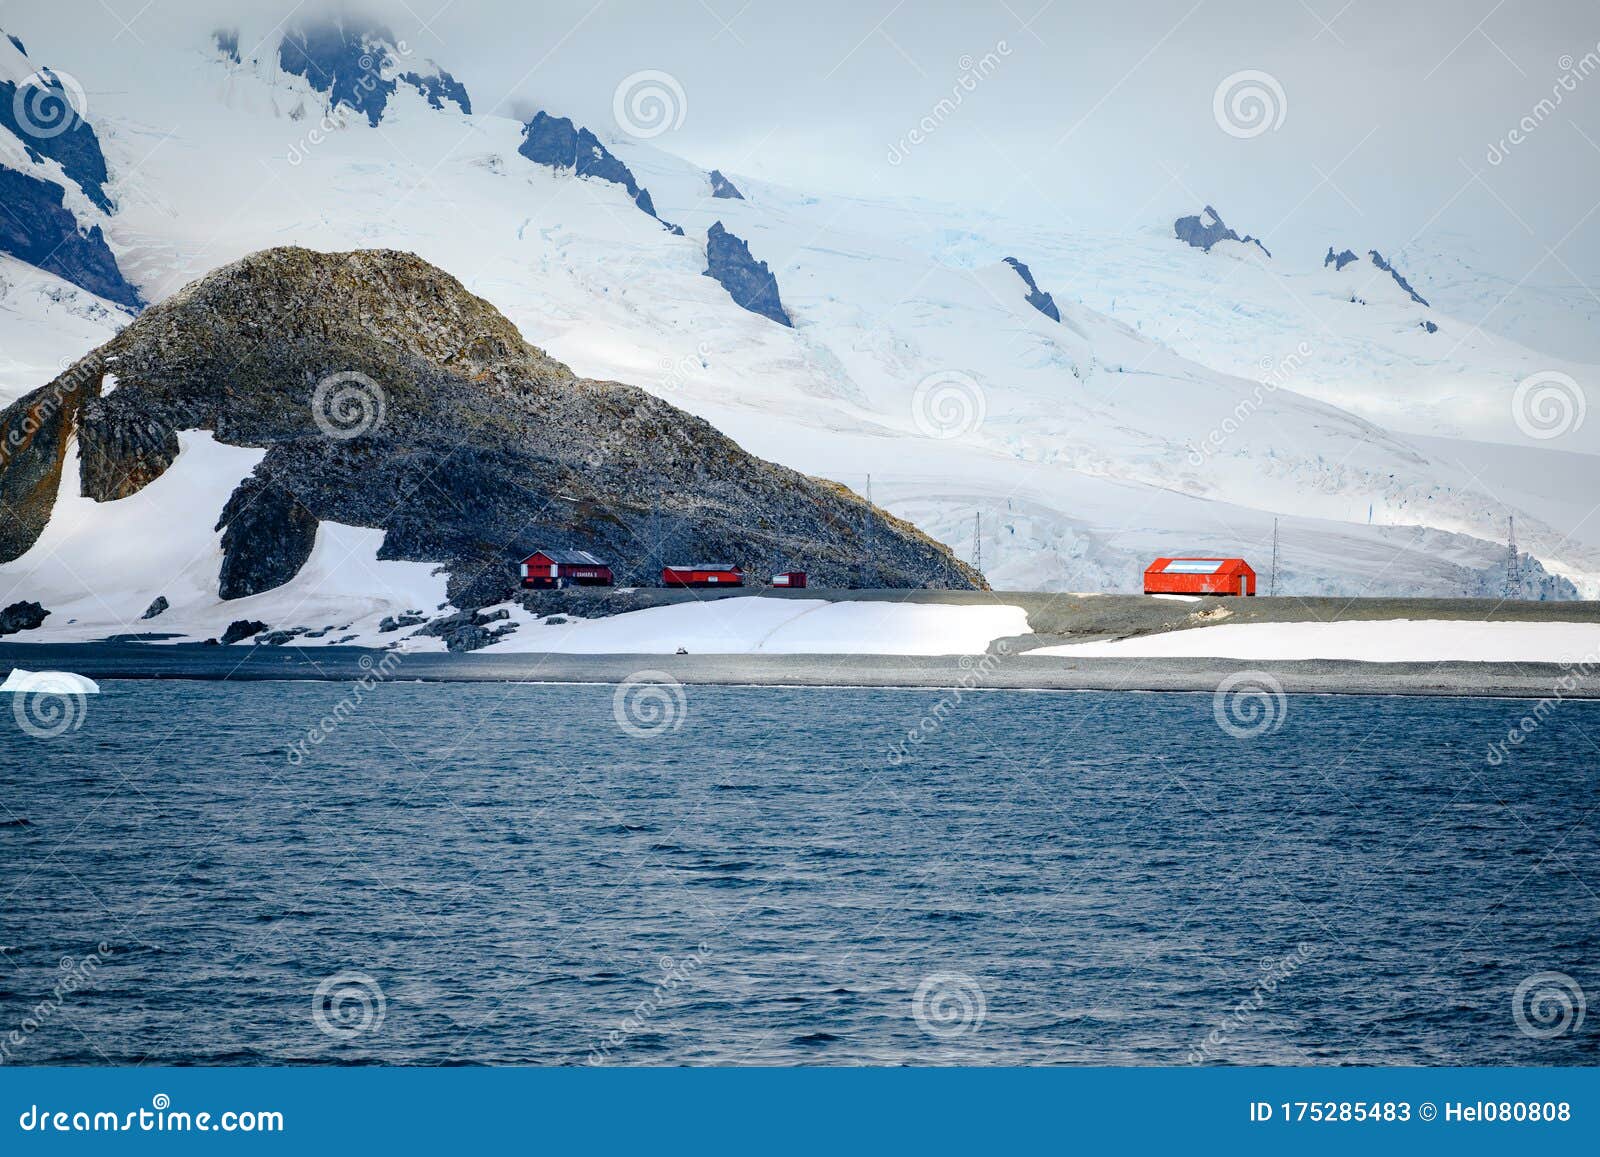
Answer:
[
  {"left": 1144, "top": 557, "right": 1256, "bottom": 596},
  {"left": 521, "top": 549, "right": 614, "bottom": 589},
  {"left": 662, "top": 563, "right": 744, "bottom": 588},
  {"left": 771, "top": 571, "right": 807, "bottom": 588}
]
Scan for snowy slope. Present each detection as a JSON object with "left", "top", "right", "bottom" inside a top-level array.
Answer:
[
  {"left": 0, "top": 255, "right": 127, "bottom": 402},
  {"left": 1, "top": 12, "right": 1595, "bottom": 617}
]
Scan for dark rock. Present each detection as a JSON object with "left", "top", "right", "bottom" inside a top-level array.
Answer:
[
  {"left": 1419, "top": 319, "right": 1437, "bottom": 334},
  {"left": 1002, "top": 257, "right": 1061, "bottom": 323},
  {"left": 518, "top": 111, "right": 661, "bottom": 225},
  {"left": 0, "top": 72, "right": 115, "bottom": 212},
  {"left": 258, "top": 629, "right": 305, "bottom": 646},
  {"left": 201, "top": 637, "right": 219, "bottom": 645},
  {"left": 379, "top": 612, "right": 427, "bottom": 632},
  {"left": 709, "top": 169, "right": 744, "bottom": 199},
  {"left": 278, "top": 21, "right": 396, "bottom": 127},
  {"left": 0, "top": 356, "right": 101, "bottom": 562},
  {"left": 704, "top": 222, "right": 791, "bottom": 326},
  {"left": 414, "top": 606, "right": 514, "bottom": 652},
  {"left": 78, "top": 392, "right": 180, "bottom": 500},
  {"left": 1174, "top": 206, "right": 1270, "bottom": 257},
  {"left": 1324, "top": 247, "right": 1358, "bottom": 271},
  {"left": 0, "top": 599, "right": 49, "bottom": 635},
  {"left": 140, "top": 595, "right": 169, "bottom": 619},
  {"left": 216, "top": 475, "right": 319, "bottom": 599},
  {"left": 7, "top": 33, "right": 26, "bottom": 54},
  {"left": 1369, "top": 250, "right": 1429, "bottom": 306},
  {"left": 0, "top": 167, "right": 140, "bottom": 306},
  {"left": 400, "top": 69, "right": 471, "bottom": 114},
  {"left": 220, "top": 619, "right": 268, "bottom": 645},
  {"left": 213, "top": 29, "right": 240, "bottom": 63},
  {"left": 0, "top": 247, "right": 983, "bottom": 603}
]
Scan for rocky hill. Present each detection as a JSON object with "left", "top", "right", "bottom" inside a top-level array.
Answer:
[{"left": 0, "top": 247, "right": 983, "bottom": 617}]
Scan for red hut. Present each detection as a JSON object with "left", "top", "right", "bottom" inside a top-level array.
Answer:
[
  {"left": 521, "top": 549, "right": 614, "bottom": 589},
  {"left": 770, "top": 571, "right": 807, "bottom": 588},
  {"left": 1144, "top": 557, "right": 1256, "bottom": 596},
  {"left": 661, "top": 563, "right": 744, "bottom": 588}
]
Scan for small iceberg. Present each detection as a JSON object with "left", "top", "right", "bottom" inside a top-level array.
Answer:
[{"left": 0, "top": 669, "right": 101, "bottom": 694}]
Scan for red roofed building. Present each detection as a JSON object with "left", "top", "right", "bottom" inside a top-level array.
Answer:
[{"left": 1144, "top": 557, "right": 1256, "bottom": 596}]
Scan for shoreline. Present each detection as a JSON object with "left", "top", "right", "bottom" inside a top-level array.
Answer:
[{"left": 2, "top": 641, "right": 1596, "bottom": 700}]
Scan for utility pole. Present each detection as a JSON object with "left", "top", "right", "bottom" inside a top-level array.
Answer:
[
  {"left": 1269, "top": 517, "right": 1279, "bottom": 597},
  {"left": 1504, "top": 516, "right": 1521, "bottom": 599},
  {"left": 972, "top": 511, "right": 982, "bottom": 575}
]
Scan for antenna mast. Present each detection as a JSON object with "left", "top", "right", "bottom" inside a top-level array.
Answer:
[
  {"left": 1504, "top": 516, "right": 1521, "bottom": 598},
  {"left": 1269, "top": 517, "right": 1279, "bottom": 597}
]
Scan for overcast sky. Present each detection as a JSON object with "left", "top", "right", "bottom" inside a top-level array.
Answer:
[{"left": 15, "top": 0, "right": 1600, "bottom": 280}]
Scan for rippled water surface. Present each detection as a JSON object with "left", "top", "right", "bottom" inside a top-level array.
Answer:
[{"left": 2, "top": 681, "right": 1596, "bottom": 1065}]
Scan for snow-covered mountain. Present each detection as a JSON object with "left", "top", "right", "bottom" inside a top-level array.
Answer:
[{"left": 1, "top": 12, "right": 1595, "bottom": 611}]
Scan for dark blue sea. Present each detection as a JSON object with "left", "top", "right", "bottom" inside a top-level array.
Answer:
[{"left": 2, "top": 681, "right": 1595, "bottom": 1065}]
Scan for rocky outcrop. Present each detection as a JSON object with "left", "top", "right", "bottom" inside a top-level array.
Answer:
[
  {"left": 0, "top": 247, "right": 980, "bottom": 608},
  {"left": 415, "top": 606, "right": 517, "bottom": 651},
  {"left": 278, "top": 22, "right": 395, "bottom": 127},
  {"left": 0, "top": 67, "right": 114, "bottom": 212},
  {"left": 709, "top": 169, "right": 744, "bottom": 199},
  {"left": 1003, "top": 257, "right": 1060, "bottom": 323},
  {"left": 213, "top": 29, "right": 240, "bottom": 63},
  {"left": 0, "top": 168, "right": 140, "bottom": 307},
  {"left": 0, "top": 356, "right": 100, "bottom": 561},
  {"left": 1174, "top": 206, "right": 1270, "bottom": 257},
  {"left": 1324, "top": 247, "right": 1358, "bottom": 271},
  {"left": 0, "top": 600, "right": 48, "bottom": 635},
  {"left": 1368, "top": 250, "right": 1429, "bottom": 306},
  {"left": 518, "top": 111, "right": 672, "bottom": 229},
  {"left": 216, "top": 475, "right": 319, "bottom": 600},
  {"left": 399, "top": 69, "right": 471, "bottom": 114},
  {"left": 220, "top": 619, "right": 267, "bottom": 645},
  {"left": 704, "top": 222, "right": 791, "bottom": 326},
  {"left": 141, "top": 596, "right": 169, "bottom": 619}
]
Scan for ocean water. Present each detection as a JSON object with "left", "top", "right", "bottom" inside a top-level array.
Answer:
[{"left": 1, "top": 680, "right": 1595, "bottom": 1066}]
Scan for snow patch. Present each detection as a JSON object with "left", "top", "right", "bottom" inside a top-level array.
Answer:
[{"left": 1032, "top": 619, "right": 1600, "bottom": 664}]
